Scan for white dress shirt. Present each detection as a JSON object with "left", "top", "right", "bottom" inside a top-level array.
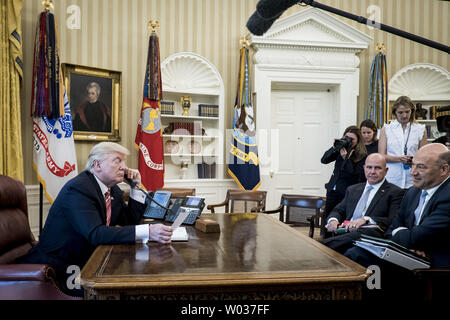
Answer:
[{"left": 327, "top": 178, "right": 386, "bottom": 226}]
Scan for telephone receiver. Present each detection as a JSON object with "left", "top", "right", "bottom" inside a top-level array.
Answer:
[
  {"left": 124, "top": 172, "right": 138, "bottom": 188},
  {"left": 124, "top": 173, "right": 171, "bottom": 212}
]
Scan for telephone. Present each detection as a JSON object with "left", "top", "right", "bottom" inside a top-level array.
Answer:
[
  {"left": 165, "top": 196, "right": 205, "bottom": 225},
  {"left": 143, "top": 190, "right": 172, "bottom": 219}
]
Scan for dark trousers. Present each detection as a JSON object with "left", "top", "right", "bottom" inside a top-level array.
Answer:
[
  {"left": 322, "top": 190, "right": 344, "bottom": 237},
  {"left": 322, "top": 228, "right": 383, "bottom": 254},
  {"left": 344, "top": 246, "right": 432, "bottom": 300}
]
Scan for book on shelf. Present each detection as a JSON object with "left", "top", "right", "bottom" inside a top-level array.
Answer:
[
  {"left": 197, "top": 161, "right": 216, "bottom": 179},
  {"left": 198, "top": 104, "right": 219, "bottom": 118},
  {"left": 171, "top": 121, "right": 202, "bottom": 135},
  {"left": 160, "top": 101, "right": 174, "bottom": 115},
  {"left": 354, "top": 234, "right": 430, "bottom": 270}
]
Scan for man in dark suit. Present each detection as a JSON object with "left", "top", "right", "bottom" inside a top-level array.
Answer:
[
  {"left": 346, "top": 143, "right": 450, "bottom": 268},
  {"left": 18, "top": 142, "right": 173, "bottom": 296},
  {"left": 322, "top": 153, "right": 404, "bottom": 254}
]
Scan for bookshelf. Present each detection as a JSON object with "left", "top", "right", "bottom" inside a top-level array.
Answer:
[
  {"left": 388, "top": 63, "right": 450, "bottom": 142},
  {"left": 160, "top": 52, "right": 225, "bottom": 181}
]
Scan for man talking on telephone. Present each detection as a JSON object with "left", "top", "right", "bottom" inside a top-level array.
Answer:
[{"left": 18, "top": 142, "right": 173, "bottom": 296}]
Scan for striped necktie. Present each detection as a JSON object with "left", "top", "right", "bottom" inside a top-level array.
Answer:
[
  {"left": 105, "top": 190, "right": 111, "bottom": 226},
  {"left": 414, "top": 190, "right": 428, "bottom": 225}
]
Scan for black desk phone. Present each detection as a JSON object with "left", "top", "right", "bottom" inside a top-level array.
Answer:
[
  {"left": 143, "top": 190, "right": 171, "bottom": 219},
  {"left": 165, "top": 196, "right": 205, "bottom": 225}
]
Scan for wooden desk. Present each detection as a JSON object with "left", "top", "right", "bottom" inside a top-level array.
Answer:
[{"left": 81, "top": 213, "right": 368, "bottom": 300}]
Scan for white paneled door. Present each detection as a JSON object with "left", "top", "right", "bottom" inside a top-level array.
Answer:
[{"left": 264, "top": 87, "right": 338, "bottom": 209}]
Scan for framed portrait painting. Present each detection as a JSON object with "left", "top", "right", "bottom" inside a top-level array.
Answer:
[{"left": 62, "top": 63, "right": 121, "bottom": 141}]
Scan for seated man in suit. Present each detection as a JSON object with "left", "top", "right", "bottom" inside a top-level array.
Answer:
[
  {"left": 18, "top": 142, "right": 173, "bottom": 296},
  {"left": 345, "top": 143, "right": 450, "bottom": 268},
  {"left": 322, "top": 153, "right": 404, "bottom": 254}
]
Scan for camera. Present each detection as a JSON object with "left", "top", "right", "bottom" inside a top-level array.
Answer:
[
  {"left": 333, "top": 136, "right": 353, "bottom": 151},
  {"left": 435, "top": 106, "right": 450, "bottom": 144}
]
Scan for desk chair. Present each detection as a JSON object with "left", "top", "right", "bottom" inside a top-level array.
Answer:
[
  {"left": 122, "top": 187, "right": 196, "bottom": 203},
  {"left": 207, "top": 189, "right": 267, "bottom": 213},
  {"left": 0, "top": 175, "right": 80, "bottom": 300},
  {"left": 160, "top": 187, "right": 195, "bottom": 198},
  {"left": 263, "top": 194, "right": 324, "bottom": 238}
]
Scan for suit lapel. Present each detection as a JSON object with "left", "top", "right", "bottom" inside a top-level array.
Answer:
[
  {"left": 85, "top": 171, "right": 108, "bottom": 224},
  {"left": 347, "top": 184, "right": 365, "bottom": 219},
  {"left": 407, "top": 190, "right": 421, "bottom": 228},
  {"left": 418, "top": 178, "right": 450, "bottom": 225},
  {"left": 365, "top": 181, "right": 388, "bottom": 216}
]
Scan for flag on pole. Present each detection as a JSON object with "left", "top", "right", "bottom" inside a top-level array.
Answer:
[
  {"left": 135, "top": 30, "right": 164, "bottom": 191},
  {"left": 367, "top": 51, "right": 388, "bottom": 128},
  {"left": 31, "top": 10, "right": 78, "bottom": 203},
  {"left": 228, "top": 46, "right": 261, "bottom": 190}
]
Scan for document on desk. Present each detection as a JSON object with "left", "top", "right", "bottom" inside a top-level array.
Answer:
[{"left": 170, "top": 209, "right": 189, "bottom": 241}]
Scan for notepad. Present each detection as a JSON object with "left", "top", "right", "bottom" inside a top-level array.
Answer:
[
  {"left": 170, "top": 209, "right": 190, "bottom": 241},
  {"left": 171, "top": 226, "right": 189, "bottom": 241}
]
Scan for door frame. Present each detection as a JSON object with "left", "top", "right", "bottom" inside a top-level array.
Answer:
[{"left": 254, "top": 65, "right": 359, "bottom": 206}]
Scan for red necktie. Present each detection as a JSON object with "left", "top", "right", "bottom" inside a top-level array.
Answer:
[{"left": 105, "top": 190, "right": 111, "bottom": 226}]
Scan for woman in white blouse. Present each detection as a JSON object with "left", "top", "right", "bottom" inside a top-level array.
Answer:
[{"left": 378, "top": 96, "right": 428, "bottom": 188}]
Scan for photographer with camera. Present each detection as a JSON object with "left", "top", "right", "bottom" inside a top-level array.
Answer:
[
  {"left": 379, "top": 96, "right": 428, "bottom": 189},
  {"left": 321, "top": 126, "right": 367, "bottom": 235}
]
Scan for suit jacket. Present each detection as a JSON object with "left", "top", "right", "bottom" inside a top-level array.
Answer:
[
  {"left": 328, "top": 180, "right": 404, "bottom": 231},
  {"left": 386, "top": 177, "right": 450, "bottom": 267},
  {"left": 20, "top": 170, "right": 146, "bottom": 274}
]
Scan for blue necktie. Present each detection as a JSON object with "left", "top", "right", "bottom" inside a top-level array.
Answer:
[
  {"left": 414, "top": 190, "right": 428, "bottom": 225},
  {"left": 352, "top": 185, "right": 374, "bottom": 220}
]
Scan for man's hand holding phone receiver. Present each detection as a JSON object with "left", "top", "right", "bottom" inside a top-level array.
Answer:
[
  {"left": 123, "top": 168, "right": 174, "bottom": 244},
  {"left": 123, "top": 168, "right": 141, "bottom": 188}
]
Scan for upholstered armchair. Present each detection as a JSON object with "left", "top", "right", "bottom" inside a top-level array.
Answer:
[{"left": 0, "top": 175, "right": 80, "bottom": 300}]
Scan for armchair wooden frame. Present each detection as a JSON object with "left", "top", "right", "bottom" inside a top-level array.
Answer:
[
  {"left": 207, "top": 189, "right": 267, "bottom": 213},
  {"left": 160, "top": 188, "right": 195, "bottom": 198},
  {"left": 263, "top": 194, "right": 325, "bottom": 238}
]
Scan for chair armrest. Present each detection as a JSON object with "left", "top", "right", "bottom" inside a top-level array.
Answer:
[
  {"left": 413, "top": 268, "right": 450, "bottom": 279},
  {"left": 261, "top": 205, "right": 283, "bottom": 214},
  {"left": 0, "top": 264, "right": 56, "bottom": 282},
  {"left": 206, "top": 200, "right": 228, "bottom": 213},
  {"left": 250, "top": 203, "right": 265, "bottom": 213}
]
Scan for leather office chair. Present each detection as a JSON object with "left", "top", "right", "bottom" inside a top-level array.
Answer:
[
  {"left": 160, "top": 187, "right": 195, "bottom": 198},
  {"left": 207, "top": 189, "right": 267, "bottom": 213},
  {"left": 0, "top": 175, "right": 80, "bottom": 300},
  {"left": 263, "top": 194, "right": 324, "bottom": 238}
]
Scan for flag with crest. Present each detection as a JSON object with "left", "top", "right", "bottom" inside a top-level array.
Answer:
[
  {"left": 31, "top": 10, "right": 78, "bottom": 203},
  {"left": 135, "top": 31, "right": 164, "bottom": 191},
  {"left": 367, "top": 50, "right": 388, "bottom": 128},
  {"left": 228, "top": 46, "right": 260, "bottom": 190}
]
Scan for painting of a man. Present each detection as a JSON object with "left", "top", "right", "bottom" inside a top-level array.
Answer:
[{"left": 73, "top": 82, "right": 111, "bottom": 132}]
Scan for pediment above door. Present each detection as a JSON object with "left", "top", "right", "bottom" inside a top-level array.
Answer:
[{"left": 249, "top": 8, "right": 372, "bottom": 67}]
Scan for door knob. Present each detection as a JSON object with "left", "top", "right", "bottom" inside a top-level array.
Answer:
[{"left": 269, "top": 170, "right": 274, "bottom": 178}]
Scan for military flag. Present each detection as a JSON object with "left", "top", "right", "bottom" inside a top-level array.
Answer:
[
  {"left": 31, "top": 10, "right": 78, "bottom": 203},
  {"left": 135, "top": 30, "right": 164, "bottom": 191},
  {"left": 228, "top": 46, "right": 261, "bottom": 190},
  {"left": 367, "top": 50, "right": 388, "bottom": 128}
]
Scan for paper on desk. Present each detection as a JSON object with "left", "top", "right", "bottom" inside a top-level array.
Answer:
[{"left": 171, "top": 208, "right": 189, "bottom": 230}]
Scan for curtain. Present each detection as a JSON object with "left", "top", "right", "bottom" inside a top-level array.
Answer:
[{"left": 0, "top": 0, "right": 24, "bottom": 181}]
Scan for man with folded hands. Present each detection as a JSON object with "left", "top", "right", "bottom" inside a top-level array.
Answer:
[{"left": 322, "top": 153, "right": 404, "bottom": 254}]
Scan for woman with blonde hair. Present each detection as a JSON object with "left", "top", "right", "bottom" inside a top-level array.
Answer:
[{"left": 379, "top": 96, "right": 427, "bottom": 188}]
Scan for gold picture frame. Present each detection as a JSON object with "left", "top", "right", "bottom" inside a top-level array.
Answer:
[{"left": 62, "top": 63, "right": 121, "bottom": 141}]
